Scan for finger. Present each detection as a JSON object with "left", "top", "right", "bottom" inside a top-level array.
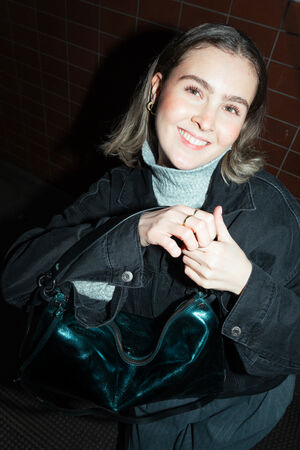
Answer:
[
  {"left": 155, "top": 225, "right": 199, "bottom": 257},
  {"left": 173, "top": 224, "right": 199, "bottom": 251},
  {"left": 184, "top": 265, "right": 212, "bottom": 290},
  {"left": 183, "top": 217, "right": 216, "bottom": 247},
  {"left": 183, "top": 217, "right": 212, "bottom": 247},
  {"left": 161, "top": 235, "right": 182, "bottom": 258},
  {"left": 213, "top": 206, "right": 231, "bottom": 242},
  {"left": 183, "top": 242, "right": 220, "bottom": 271},
  {"left": 193, "top": 210, "right": 217, "bottom": 242},
  {"left": 182, "top": 253, "right": 212, "bottom": 281},
  {"left": 182, "top": 254, "right": 203, "bottom": 272}
]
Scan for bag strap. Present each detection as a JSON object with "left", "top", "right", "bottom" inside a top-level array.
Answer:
[{"left": 19, "top": 378, "right": 215, "bottom": 424}]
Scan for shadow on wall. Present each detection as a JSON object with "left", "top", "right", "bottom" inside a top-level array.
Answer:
[
  {"left": 63, "top": 29, "right": 176, "bottom": 192},
  {"left": 0, "top": 29, "right": 176, "bottom": 384}
]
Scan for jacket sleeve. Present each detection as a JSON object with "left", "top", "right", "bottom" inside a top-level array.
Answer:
[
  {"left": 221, "top": 190, "right": 300, "bottom": 376},
  {"left": 0, "top": 172, "right": 149, "bottom": 326}
]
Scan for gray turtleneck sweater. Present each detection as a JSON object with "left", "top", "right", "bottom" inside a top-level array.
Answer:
[{"left": 141, "top": 140, "right": 227, "bottom": 208}]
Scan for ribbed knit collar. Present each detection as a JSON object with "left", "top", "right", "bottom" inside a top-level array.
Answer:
[{"left": 142, "top": 141, "right": 229, "bottom": 208}]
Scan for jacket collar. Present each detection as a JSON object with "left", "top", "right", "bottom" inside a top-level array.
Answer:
[
  {"left": 117, "top": 166, "right": 157, "bottom": 211},
  {"left": 202, "top": 160, "right": 256, "bottom": 216},
  {"left": 117, "top": 161, "right": 256, "bottom": 216}
]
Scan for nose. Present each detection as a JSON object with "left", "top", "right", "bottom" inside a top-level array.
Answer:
[{"left": 191, "top": 104, "right": 215, "bottom": 132}]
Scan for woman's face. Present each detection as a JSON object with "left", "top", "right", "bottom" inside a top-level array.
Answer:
[{"left": 151, "top": 46, "right": 258, "bottom": 170}]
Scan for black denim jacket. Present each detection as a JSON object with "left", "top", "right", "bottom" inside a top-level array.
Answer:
[{"left": 2, "top": 161, "right": 300, "bottom": 396}]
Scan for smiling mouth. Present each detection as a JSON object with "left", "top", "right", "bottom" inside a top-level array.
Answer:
[{"left": 178, "top": 128, "right": 210, "bottom": 147}]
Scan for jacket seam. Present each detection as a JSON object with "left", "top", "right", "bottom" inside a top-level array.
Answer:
[{"left": 78, "top": 177, "right": 110, "bottom": 207}]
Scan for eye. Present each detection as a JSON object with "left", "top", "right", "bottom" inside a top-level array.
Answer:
[
  {"left": 224, "top": 105, "right": 240, "bottom": 116},
  {"left": 185, "top": 85, "right": 202, "bottom": 97}
]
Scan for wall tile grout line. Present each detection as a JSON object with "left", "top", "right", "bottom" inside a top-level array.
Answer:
[
  {"left": 64, "top": 0, "right": 72, "bottom": 131},
  {"left": 0, "top": 98, "right": 70, "bottom": 136},
  {"left": 228, "top": 14, "right": 289, "bottom": 32},
  {"left": 0, "top": 99, "right": 79, "bottom": 127},
  {"left": 266, "top": 114, "right": 299, "bottom": 128},
  {"left": 226, "top": 0, "right": 234, "bottom": 25},
  {"left": 0, "top": 37, "right": 98, "bottom": 67},
  {"left": 92, "top": 5, "right": 142, "bottom": 23},
  {"left": 33, "top": 0, "right": 56, "bottom": 175},
  {"left": 0, "top": 83, "right": 84, "bottom": 111},
  {"left": 80, "top": 0, "right": 103, "bottom": 6},
  {"left": 0, "top": 33, "right": 100, "bottom": 58},
  {"left": 276, "top": 126, "right": 300, "bottom": 177},
  {"left": 269, "top": 58, "right": 300, "bottom": 69},
  {"left": 181, "top": 1, "right": 289, "bottom": 32},
  {"left": 6, "top": 0, "right": 29, "bottom": 163},
  {"left": 176, "top": 0, "right": 183, "bottom": 31},
  {"left": 266, "top": 0, "right": 292, "bottom": 70},
  {"left": 3, "top": 97, "right": 69, "bottom": 121},
  {"left": 135, "top": 0, "right": 141, "bottom": 33},
  {"left": 268, "top": 88, "right": 300, "bottom": 101},
  {"left": 100, "top": 30, "right": 124, "bottom": 42},
  {"left": 132, "top": 16, "right": 178, "bottom": 32},
  {"left": 266, "top": 162, "right": 300, "bottom": 180},
  {"left": 98, "top": 3, "right": 102, "bottom": 64},
  {"left": 278, "top": 168, "right": 300, "bottom": 180},
  {"left": 260, "top": 137, "right": 293, "bottom": 152},
  {"left": 181, "top": 1, "right": 229, "bottom": 20},
  {"left": 0, "top": 80, "right": 87, "bottom": 110}
]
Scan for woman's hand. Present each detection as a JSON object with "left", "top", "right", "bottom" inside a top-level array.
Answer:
[
  {"left": 182, "top": 206, "right": 252, "bottom": 295},
  {"left": 138, "top": 206, "right": 216, "bottom": 258}
]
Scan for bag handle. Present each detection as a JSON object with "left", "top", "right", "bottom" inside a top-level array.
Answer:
[{"left": 109, "top": 294, "right": 209, "bottom": 365}]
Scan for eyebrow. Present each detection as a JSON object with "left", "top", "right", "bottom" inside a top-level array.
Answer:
[{"left": 178, "top": 74, "right": 250, "bottom": 110}]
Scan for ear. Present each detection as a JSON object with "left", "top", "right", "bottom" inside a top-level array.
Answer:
[{"left": 150, "top": 72, "right": 163, "bottom": 103}]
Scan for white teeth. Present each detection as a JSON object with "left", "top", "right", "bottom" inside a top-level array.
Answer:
[{"left": 178, "top": 129, "right": 208, "bottom": 146}]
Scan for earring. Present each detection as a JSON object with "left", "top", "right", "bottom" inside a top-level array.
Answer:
[{"left": 146, "top": 100, "right": 156, "bottom": 116}]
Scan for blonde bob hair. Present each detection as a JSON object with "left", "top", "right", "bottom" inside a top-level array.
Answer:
[{"left": 102, "top": 23, "right": 267, "bottom": 183}]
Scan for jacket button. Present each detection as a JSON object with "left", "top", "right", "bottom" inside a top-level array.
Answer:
[
  {"left": 231, "top": 326, "right": 242, "bottom": 337},
  {"left": 121, "top": 271, "right": 133, "bottom": 282}
]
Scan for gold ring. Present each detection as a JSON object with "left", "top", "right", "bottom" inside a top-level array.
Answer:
[
  {"left": 183, "top": 214, "right": 193, "bottom": 226},
  {"left": 193, "top": 208, "right": 200, "bottom": 216}
]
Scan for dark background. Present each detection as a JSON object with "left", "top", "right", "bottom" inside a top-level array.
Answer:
[
  {"left": 0, "top": 0, "right": 299, "bottom": 198},
  {"left": 0, "top": 1, "right": 299, "bottom": 448}
]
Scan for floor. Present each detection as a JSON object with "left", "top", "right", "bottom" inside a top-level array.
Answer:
[{"left": 0, "top": 158, "right": 299, "bottom": 449}]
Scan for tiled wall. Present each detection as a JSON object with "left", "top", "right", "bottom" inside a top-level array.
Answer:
[{"left": 0, "top": 0, "right": 299, "bottom": 198}]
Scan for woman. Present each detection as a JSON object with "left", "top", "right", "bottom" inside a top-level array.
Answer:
[{"left": 2, "top": 24, "right": 299, "bottom": 449}]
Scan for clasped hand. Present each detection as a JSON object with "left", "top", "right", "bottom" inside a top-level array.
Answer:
[{"left": 138, "top": 205, "right": 252, "bottom": 295}]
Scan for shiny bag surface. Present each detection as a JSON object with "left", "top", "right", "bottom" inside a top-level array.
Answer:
[{"left": 20, "top": 289, "right": 225, "bottom": 416}]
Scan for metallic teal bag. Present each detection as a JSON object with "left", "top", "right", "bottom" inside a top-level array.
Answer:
[{"left": 18, "top": 217, "right": 225, "bottom": 423}]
